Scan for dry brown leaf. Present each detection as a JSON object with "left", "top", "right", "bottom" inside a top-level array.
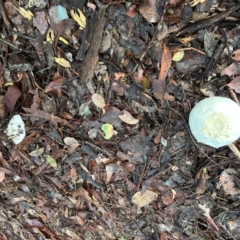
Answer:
[
  {"left": 221, "top": 62, "right": 240, "bottom": 76},
  {"left": 23, "top": 108, "right": 74, "bottom": 130},
  {"left": 5, "top": 83, "right": 21, "bottom": 113},
  {"left": 226, "top": 76, "right": 240, "bottom": 93},
  {"left": 0, "top": 171, "right": 5, "bottom": 182},
  {"left": 232, "top": 49, "right": 240, "bottom": 61},
  {"left": 153, "top": 44, "right": 172, "bottom": 100},
  {"left": 158, "top": 44, "right": 172, "bottom": 82},
  {"left": 126, "top": 4, "right": 138, "bottom": 18},
  {"left": 45, "top": 72, "right": 67, "bottom": 98},
  {"left": 132, "top": 190, "right": 158, "bottom": 207},
  {"left": 33, "top": 11, "right": 48, "bottom": 35},
  {"left": 219, "top": 168, "right": 240, "bottom": 196},
  {"left": 119, "top": 110, "right": 139, "bottom": 125},
  {"left": 139, "top": 0, "right": 160, "bottom": 23},
  {"left": 70, "top": 168, "right": 78, "bottom": 184}
]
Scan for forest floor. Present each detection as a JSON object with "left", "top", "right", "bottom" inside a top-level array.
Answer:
[{"left": 0, "top": 0, "right": 240, "bottom": 239}]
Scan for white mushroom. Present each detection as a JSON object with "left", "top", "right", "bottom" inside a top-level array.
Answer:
[{"left": 189, "top": 96, "right": 240, "bottom": 158}]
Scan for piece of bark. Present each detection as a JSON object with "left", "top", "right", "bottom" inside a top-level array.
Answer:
[
  {"left": 78, "top": 5, "right": 107, "bottom": 83},
  {"left": 177, "top": 3, "right": 240, "bottom": 36}
]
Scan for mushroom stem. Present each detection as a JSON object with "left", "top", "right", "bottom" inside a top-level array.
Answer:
[{"left": 228, "top": 143, "right": 240, "bottom": 159}]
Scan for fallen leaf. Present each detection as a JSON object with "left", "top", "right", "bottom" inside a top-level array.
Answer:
[
  {"left": 29, "top": 147, "right": 44, "bottom": 157},
  {"left": 5, "top": 83, "right": 21, "bottom": 113},
  {"left": 219, "top": 168, "right": 240, "bottom": 196},
  {"left": 91, "top": 93, "right": 106, "bottom": 109},
  {"left": 159, "top": 44, "right": 172, "bottom": 82},
  {"left": 153, "top": 44, "right": 172, "bottom": 99},
  {"left": 18, "top": 7, "right": 34, "bottom": 20},
  {"left": 101, "top": 123, "right": 113, "bottom": 139},
  {"left": 33, "top": 11, "right": 48, "bottom": 35},
  {"left": 172, "top": 50, "right": 184, "bottom": 62},
  {"left": 119, "top": 110, "right": 139, "bottom": 125},
  {"left": 45, "top": 155, "right": 57, "bottom": 169},
  {"left": 226, "top": 76, "right": 240, "bottom": 93},
  {"left": 64, "top": 137, "right": 80, "bottom": 150},
  {"left": 132, "top": 190, "right": 158, "bottom": 207},
  {"left": 0, "top": 171, "right": 5, "bottom": 182},
  {"left": 232, "top": 49, "right": 240, "bottom": 61},
  {"left": 54, "top": 57, "right": 71, "bottom": 68},
  {"left": 139, "top": 0, "right": 160, "bottom": 23},
  {"left": 126, "top": 4, "right": 138, "bottom": 18},
  {"left": 70, "top": 9, "right": 86, "bottom": 30},
  {"left": 70, "top": 168, "right": 78, "bottom": 184},
  {"left": 23, "top": 108, "right": 74, "bottom": 129},
  {"left": 221, "top": 62, "right": 240, "bottom": 76},
  {"left": 44, "top": 72, "right": 67, "bottom": 97}
]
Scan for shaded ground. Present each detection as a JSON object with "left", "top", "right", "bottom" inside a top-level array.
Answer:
[{"left": 0, "top": 0, "right": 240, "bottom": 239}]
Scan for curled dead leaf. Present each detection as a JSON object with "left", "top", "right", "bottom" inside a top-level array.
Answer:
[{"left": 119, "top": 110, "right": 139, "bottom": 125}]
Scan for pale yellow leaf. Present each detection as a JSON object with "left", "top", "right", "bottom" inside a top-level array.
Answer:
[
  {"left": 54, "top": 57, "right": 71, "bottom": 68},
  {"left": 46, "top": 29, "right": 55, "bottom": 44},
  {"left": 189, "top": 0, "right": 206, "bottom": 6},
  {"left": 70, "top": 9, "right": 86, "bottom": 30},
  {"left": 59, "top": 37, "right": 69, "bottom": 45},
  {"left": 91, "top": 93, "right": 106, "bottom": 108},
  {"left": 18, "top": 7, "right": 34, "bottom": 20},
  {"left": 119, "top": 110, "right": 139, "bottom": 125},
  {"left": 172, "top": 51, "right": 184, "bottom": 62}
]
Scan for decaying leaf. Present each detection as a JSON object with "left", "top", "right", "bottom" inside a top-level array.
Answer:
[
  {"left": 153, "top": 43, "right": 172, "bottom": 100},
  {"left": 139, "top": 0, "right": 160, "bottom": 23},
  {"left": 5, "top": 83, "right": 21, "bottom": 113},
  {"left": 91, "top": 93, "right": 106, "bottom": 109},
  {"left": 44, "top": 71, "right": 67, "bottom": 97},
  {"left": 132, "top": 190, "right": 158, "bottom": 207},
  {"left": 119, "top": 110, "right": 139, "bottom": 125},
  {"left": 29, "top": 147, "right": 44, "bottom": 157},
  {"left": 64, "top": 137, "right": 80, "bottom": 151},
  {"left": 23, "top": 108, "right": 74, "bottom": 129},
  {"left": 219, "top": 168, "right": 240, "bottom": 196},
  {"left": 232, "top": 49, "right": 240, "bottom": 61},
  {"left": 33, "top": 11, "right": 48, "bottom": 35},
  {"left": 226, "top": 76, "right": 240, "bottom": 93},
  {"left": 159, "top": 44, "right": 172, "bottom": 82},
  {"left": 198, "top": 203, "right": 220, "bottom": 231},
  {"left": 195, "top": 168, "right": 210, "bottom": 194},
  {"left": 221, "top": 62, "right": 240, "bottom": 77}
]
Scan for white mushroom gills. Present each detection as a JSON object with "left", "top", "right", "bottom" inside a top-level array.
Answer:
[{"left": 189, "top": 96, "right": 240, "bottom": 158}]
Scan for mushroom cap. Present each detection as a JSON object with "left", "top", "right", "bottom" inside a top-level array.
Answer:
[{"left": 189, "top": 97, "right": 240, "bottom": 148}]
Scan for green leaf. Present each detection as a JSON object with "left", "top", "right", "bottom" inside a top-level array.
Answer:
[
  {"left": 101, "top": 123, "right": 113, "bottom": 140},
  {"left": 172, "top": 50, "right": 184, "bottom": 62},
  {"left": 45, "top": 155, "right": 57, "bottom": 169},
  {"left": 125, "top": 2, "right": 132, "bottom": 8}
]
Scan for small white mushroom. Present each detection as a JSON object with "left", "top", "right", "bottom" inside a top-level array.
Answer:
[{"left": 189, "top": 96, "right": 240, "bottom": 158}]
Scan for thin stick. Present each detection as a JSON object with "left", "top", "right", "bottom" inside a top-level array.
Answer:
[{"left": 228, "top": 143, "right": 240, "bottom": 159}]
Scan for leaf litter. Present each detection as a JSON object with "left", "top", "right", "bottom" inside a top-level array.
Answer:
[{"left": 0, "top": 0, "right": 240, "bottom": 239}]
